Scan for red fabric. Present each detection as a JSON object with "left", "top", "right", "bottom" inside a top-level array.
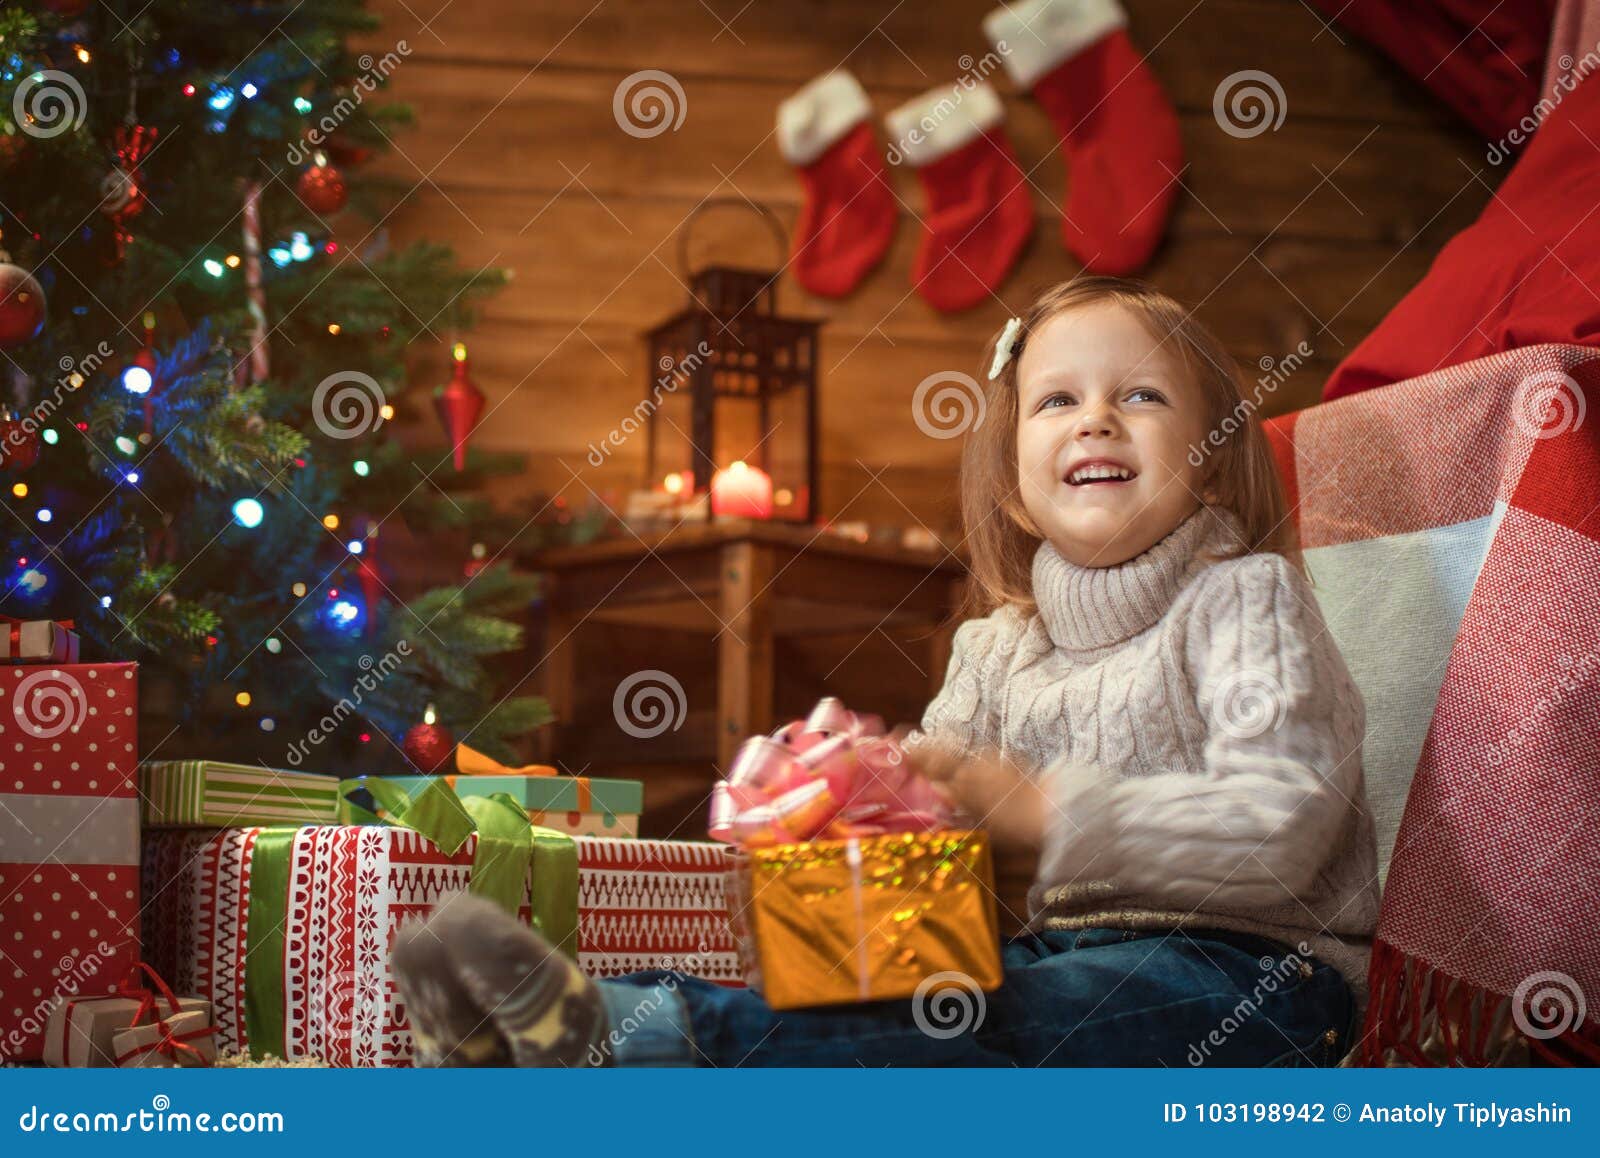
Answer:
[
  {"left": 1028, "top": 28, "right": 1182, "bottom": 275},
  {"left": 1264, "top": 408, "right": 1301, "bottom": 518},
  {"left": 1307, "top": 0, "right": 1554, "bottom": 141},
  {"left": 1544, "top": 0, "right": 1600, "bottom": 99},
  {"left": 788, "top": 121, "right": 897, "bottom": 298},
  {"left": 1323, "top": 67, "right": 1600, "bottom": 401},
  {"left": 908, "top": 129, "right": 1033, "bottom": 313},
  {"left": 1268, "top": 344, "right": 1600, "bottom": 1065}
]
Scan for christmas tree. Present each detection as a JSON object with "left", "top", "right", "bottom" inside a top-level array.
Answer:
[{"left": 0, "top": 0, "right": 580, "bottom": 771}]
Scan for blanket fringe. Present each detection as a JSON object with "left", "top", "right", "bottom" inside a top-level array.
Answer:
[{"left": 1360, "top": 938, "right": 1600, "bottom": 1066}]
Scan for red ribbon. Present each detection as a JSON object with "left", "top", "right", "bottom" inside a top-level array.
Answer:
[
  {"left": 708, "top": 697, "right": 955, "bottom": 847},
  {"left": 114, "top": 1017, "right": 216, "bottom": 1067},
  {"left": 116, "top": 960, "right": 185, "bottom": 1029},
  {"left": 51, "top": 995, "right": 121, "bottom": 1063}
]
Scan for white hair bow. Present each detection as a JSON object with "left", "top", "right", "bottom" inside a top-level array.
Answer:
[{"left": 987, "top": 317, "right": 1023, "bottom": 381}]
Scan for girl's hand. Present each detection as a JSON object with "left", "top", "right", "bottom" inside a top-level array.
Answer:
[{"left": 911, "top": 739, "right": 1049, "bottom": 852}]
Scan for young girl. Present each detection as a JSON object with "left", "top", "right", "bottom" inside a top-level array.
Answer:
[{"left": 393, "top": 276, "right": 1381, "bottom": 1068}]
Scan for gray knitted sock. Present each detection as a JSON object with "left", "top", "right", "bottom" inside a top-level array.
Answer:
[{"left": 393, "top": 892, "right": 609, "bottom": 1067}]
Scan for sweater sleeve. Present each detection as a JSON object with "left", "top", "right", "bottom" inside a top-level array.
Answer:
[
  {"left": 1034, "top": 553, "right": 1365, "bottom": 909},
  {"left": 902, "top": 607, "right": 1016, "bottom": 758}
]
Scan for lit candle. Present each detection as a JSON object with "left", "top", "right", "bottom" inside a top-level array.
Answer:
[
  {"left": 711, "top": 460, "right": 773, "bottom": 518},
  {"left": 662, "top": 469, "right": 695, "bottom": 502}
]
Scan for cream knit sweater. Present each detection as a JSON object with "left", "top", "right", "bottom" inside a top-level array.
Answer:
[{"left": 908, "top": 507, "right": 1382, "bottom": 1023}]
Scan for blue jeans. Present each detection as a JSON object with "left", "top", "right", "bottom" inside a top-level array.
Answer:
[{"left": 594, "top": 926, "right": 1357, "bottom": 1067}]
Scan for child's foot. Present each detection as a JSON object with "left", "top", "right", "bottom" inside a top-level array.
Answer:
[{"left": 393, "top": 892, "right": 609, "bottom": 1067}]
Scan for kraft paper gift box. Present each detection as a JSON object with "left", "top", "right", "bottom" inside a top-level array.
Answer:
[
  {"left": 141, "top": 759, "right": 345, "bottom": 827},
  {"left": 140, "top": 781, "right": 741, "bottom": 1067},
  {"left": 0, "top": 662, "right": 141, "bottom": 1063},
  {"left": 41, "top": 962, "right": 209, "bottom": 1067},
  {"left": 43, "top": 993, "right": 210, "bottom": 1066},
  {"left": 1, "top": 618, "right": 80, "bottom": 663},
  {"left": 113, "top": 1009, "right": 218, "bottom": 1068}
]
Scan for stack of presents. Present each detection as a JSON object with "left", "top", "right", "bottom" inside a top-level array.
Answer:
[{"left": 3, "top": 618, "right": 996, "bottom": 1067}]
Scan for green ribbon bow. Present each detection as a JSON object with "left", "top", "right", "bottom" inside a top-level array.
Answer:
[{"left": 242, "top": 777, "right": 579, "bottom": 1059}]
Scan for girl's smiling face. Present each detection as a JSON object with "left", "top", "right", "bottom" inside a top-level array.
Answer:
[{"left": 1015, "top": 302, "right": 1210, "bottom": 568}]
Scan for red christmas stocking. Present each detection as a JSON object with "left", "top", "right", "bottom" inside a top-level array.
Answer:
[
  {"left": 777, "top": 70, "right": 896, "bottom": 298},
  {"left": 985, "top": 0, "right": 1182, "bottom": 274},
  {"left": 885, "top": 80, "right": 1033, "bottom": 312}
]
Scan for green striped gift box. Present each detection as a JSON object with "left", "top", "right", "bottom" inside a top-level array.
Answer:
[{"left": 141, "top": 761, "right": 343, "bottom": 827}]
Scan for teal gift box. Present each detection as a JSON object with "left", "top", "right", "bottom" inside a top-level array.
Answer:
[{"left": 365, "top": 773, "right": 643, "bottom": 838}]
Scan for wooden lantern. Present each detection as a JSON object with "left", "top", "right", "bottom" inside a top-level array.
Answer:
[{"left": 643, "top": 200, "right": 820, "bottom": 523}]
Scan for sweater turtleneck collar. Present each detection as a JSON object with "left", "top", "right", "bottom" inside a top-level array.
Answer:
[{"left": 1030, "top": 506, "right": 1242, "bottom": 652}]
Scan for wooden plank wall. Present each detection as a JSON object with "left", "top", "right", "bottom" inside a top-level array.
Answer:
[{"left": 355, "top": 0, "right": 1498, "bottom": 535}]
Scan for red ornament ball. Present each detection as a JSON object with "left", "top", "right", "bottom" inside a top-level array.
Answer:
[
  {"left": 0, "top": 264, "right": 46, "bottom": 349},
  {"left": 297, "top": 163, "right": 349, "bottom": 215},
  {"left": 401, "top": 718, "right": 455, "bottom": 775},
  {"left": 326, "top": 133, "right": 374, "bottom": 168},
  {"left": 0, "top": 413, "right": 41, "bottom": 472}
]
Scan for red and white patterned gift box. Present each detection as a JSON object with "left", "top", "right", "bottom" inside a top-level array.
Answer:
[
  {"left": 141, "top": 826, "right": 742, "bottom": 1067},
  {"left": 0, "top": 663, "right": 141, "bottom": 1063}
]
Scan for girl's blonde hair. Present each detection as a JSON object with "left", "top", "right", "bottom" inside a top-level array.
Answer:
[{"left": 959, "top": 275, "right": 1297, "bottom": 620}]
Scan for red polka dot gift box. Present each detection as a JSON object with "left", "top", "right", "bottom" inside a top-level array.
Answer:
[{"left": 0, "top": 663, "right": 141, "bottom": 1063}]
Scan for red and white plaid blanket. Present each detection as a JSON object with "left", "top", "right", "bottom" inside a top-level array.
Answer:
[{"left": 1265, "top": 343, "right": 1600, "bottom": 1066}]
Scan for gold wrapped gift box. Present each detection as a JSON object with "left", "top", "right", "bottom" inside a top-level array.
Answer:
[{"left": 728, "top": 829, "right": 1003, "bottom": 1010}]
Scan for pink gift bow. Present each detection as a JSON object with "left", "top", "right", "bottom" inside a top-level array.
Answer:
[{"left": 708, "top": 697, "right": 957, "bottom": 847}]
